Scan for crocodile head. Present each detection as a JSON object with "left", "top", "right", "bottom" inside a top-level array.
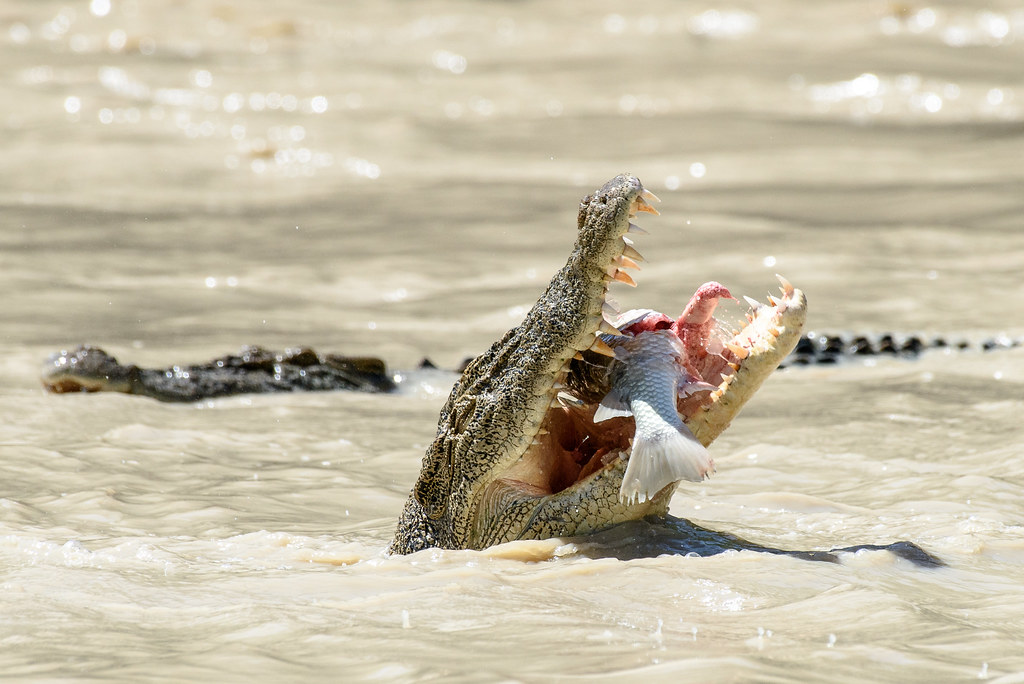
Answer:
[{"left": 389, "top": 174, "right": 806, "bottom": 554}]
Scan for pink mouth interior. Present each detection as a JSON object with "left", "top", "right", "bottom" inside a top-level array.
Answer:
[{"left": 498, "top": 282, "right": 743, "bottom": 498}]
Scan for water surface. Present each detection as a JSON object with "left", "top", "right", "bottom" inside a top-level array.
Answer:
[{"left": 2, "top": 0, "right": 1024, "bottom": 681}]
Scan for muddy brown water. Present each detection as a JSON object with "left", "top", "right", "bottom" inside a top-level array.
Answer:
[{"left": 2, "top": 1, "right": 1023, "bottom": 681}]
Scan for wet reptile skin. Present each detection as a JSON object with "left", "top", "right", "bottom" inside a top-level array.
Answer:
[{"left": 42, "top": 345, "right": 396, "bottom": 401}]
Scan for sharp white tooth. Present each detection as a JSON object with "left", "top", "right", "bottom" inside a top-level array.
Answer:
[
  {"left": 641, "top": 189, "right": 661, "bottom": 203},
  {"left": 590, "top": 337, "right": 617, "bottom": 357},
  {"left": 776, "top": 274, "right": 795, "bottom": 297},
  {"left": 616, "top": 255, "right": 641, "bottom": 270},
  {"left": 743, "top": 296, "right": 763, "bottom": 310},
  {"left": 599, "top": 320, "right": 624, "bottom": 336},
  {"left": 622, "top": 244, "right": 644, "bottom": 262},
  {"left": 627, "top": 223, "right": 648, "bottom": 235},
  {"left": 725, "top": 342, "right": 749, "bottom": 359},
  {"left": 612, "top": 270, "right": 637, "bottom": 287},
  {"left": 635, "top": 197, "right": 659, "bottom": 215},
  {"left": 602, "top": 301, "right": 619, "bottom": 318},
  {"left": 767, "top": 294, "right": 779, "bottom": 306}
]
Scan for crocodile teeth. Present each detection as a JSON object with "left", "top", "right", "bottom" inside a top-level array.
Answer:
[
  {"left": 602, "top": 301, "right": 620, "bottom": 318},
  {"left": 616, "top": 255, "right": 641, "bottom": 270},
  {"left": 767, "top": 294, "right": 779, "bottom": 306},
  {"left": 627, "top": 223, "right": 648, "bottom": 235},
  {"left": 641, "top": 188, "right": 661, "bottom": 203},
  {"left": 725, "top": 342, "right": 749, "bottom": 359},
  {"left": 611, "top": 270, "right": 637, "bottom": 287},
  {"left": 743, "top": 295, "right": 763, "bottom": 311},
  {"left": 635, "top": 197, "right": 659, "bottom": 215},
  {"left": 622, "top": 244, "right": 644, "bottom": 262},
  {"left": 590, "top": 337, "right": 617, "bottom": 357},
  {"left": 776, "top": 274, "right": 794, "bottom": 298},
  {"left": 598, "top": 320, "right": 624, "bottom": 336}
]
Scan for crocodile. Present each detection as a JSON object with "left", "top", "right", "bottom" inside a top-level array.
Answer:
[
  {"left": 389, "top": 174, "right": 808, "bottom": 553},
  {"left": 41, "top": 345, "right": 399, "bottom": 401}
]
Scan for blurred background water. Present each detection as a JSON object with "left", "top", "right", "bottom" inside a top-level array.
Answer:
[{"left": 1, "top": 0, "right": 1023, "bottom": 681}]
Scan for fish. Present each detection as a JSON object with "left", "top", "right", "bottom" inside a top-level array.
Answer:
[{"left": 593, "top": 328, "right": 716, "bottom": 505}]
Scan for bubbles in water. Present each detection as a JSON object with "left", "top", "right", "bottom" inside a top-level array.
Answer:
[
  {"left": 603, "top": 14, "right": 627, "bottom": 34},
  {"left": 89, "top": 0, "right": 111, "bottom": 17},
  {"left": 190, "top": 69, "right": 213, "bottom": 89},
  {"left": 432, "top": 50, "right": 467, "bottom": 74},
  {"left": 688, "top": 9, "right": 760, "bottom": 38},
  {"left": 9, "top": 22, "right": 30, "bottom": 44}
]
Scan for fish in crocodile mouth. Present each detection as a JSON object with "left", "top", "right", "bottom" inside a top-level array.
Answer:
[{"left": 498, "top": 270, "right": 805, "bottom": 509}]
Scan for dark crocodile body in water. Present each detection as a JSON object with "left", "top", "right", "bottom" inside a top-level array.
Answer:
[
  {"left": 42, "top": 345, "right": 399, "bottom": 402},
  {"left": 43, "top": 332, "right": 1021, "bottom": 402},
  {"left": 781, "top": 331, "right": 1022, "bottom": 367}
]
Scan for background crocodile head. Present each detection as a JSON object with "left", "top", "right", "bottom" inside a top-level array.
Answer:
[{"left": 390, "top": 174, "right": 806, "bottom": 554}]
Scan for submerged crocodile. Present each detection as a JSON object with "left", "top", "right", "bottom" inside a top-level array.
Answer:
[
  {"left": 389, "top": 174, "right": 808, "bottom": 553},
  {"left": 42, "top": 345, "right": 399, "bottom": 401}
]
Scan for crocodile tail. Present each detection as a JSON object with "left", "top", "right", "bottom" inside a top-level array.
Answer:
[{"left": 619, "top": 425, "right": 714, "bottom": 504}]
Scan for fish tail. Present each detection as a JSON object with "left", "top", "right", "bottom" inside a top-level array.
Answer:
[{"left": 619, "top": 425, "right": 714, "bottom": 504}]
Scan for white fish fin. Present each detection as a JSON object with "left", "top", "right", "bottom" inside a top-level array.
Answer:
[
  {"left": 593, "top": 390, "right": 632, "bottom": 423},
  {"left": 611, "top": 308, "right": 657, "bottom": 330},
  {"left": 619, "top": 425, "right": 714, "bottom": 504}
]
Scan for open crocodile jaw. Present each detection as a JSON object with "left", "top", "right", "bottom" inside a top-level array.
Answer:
[{"left": 389, "top": 174, "right": 806, "bottom": 554}]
